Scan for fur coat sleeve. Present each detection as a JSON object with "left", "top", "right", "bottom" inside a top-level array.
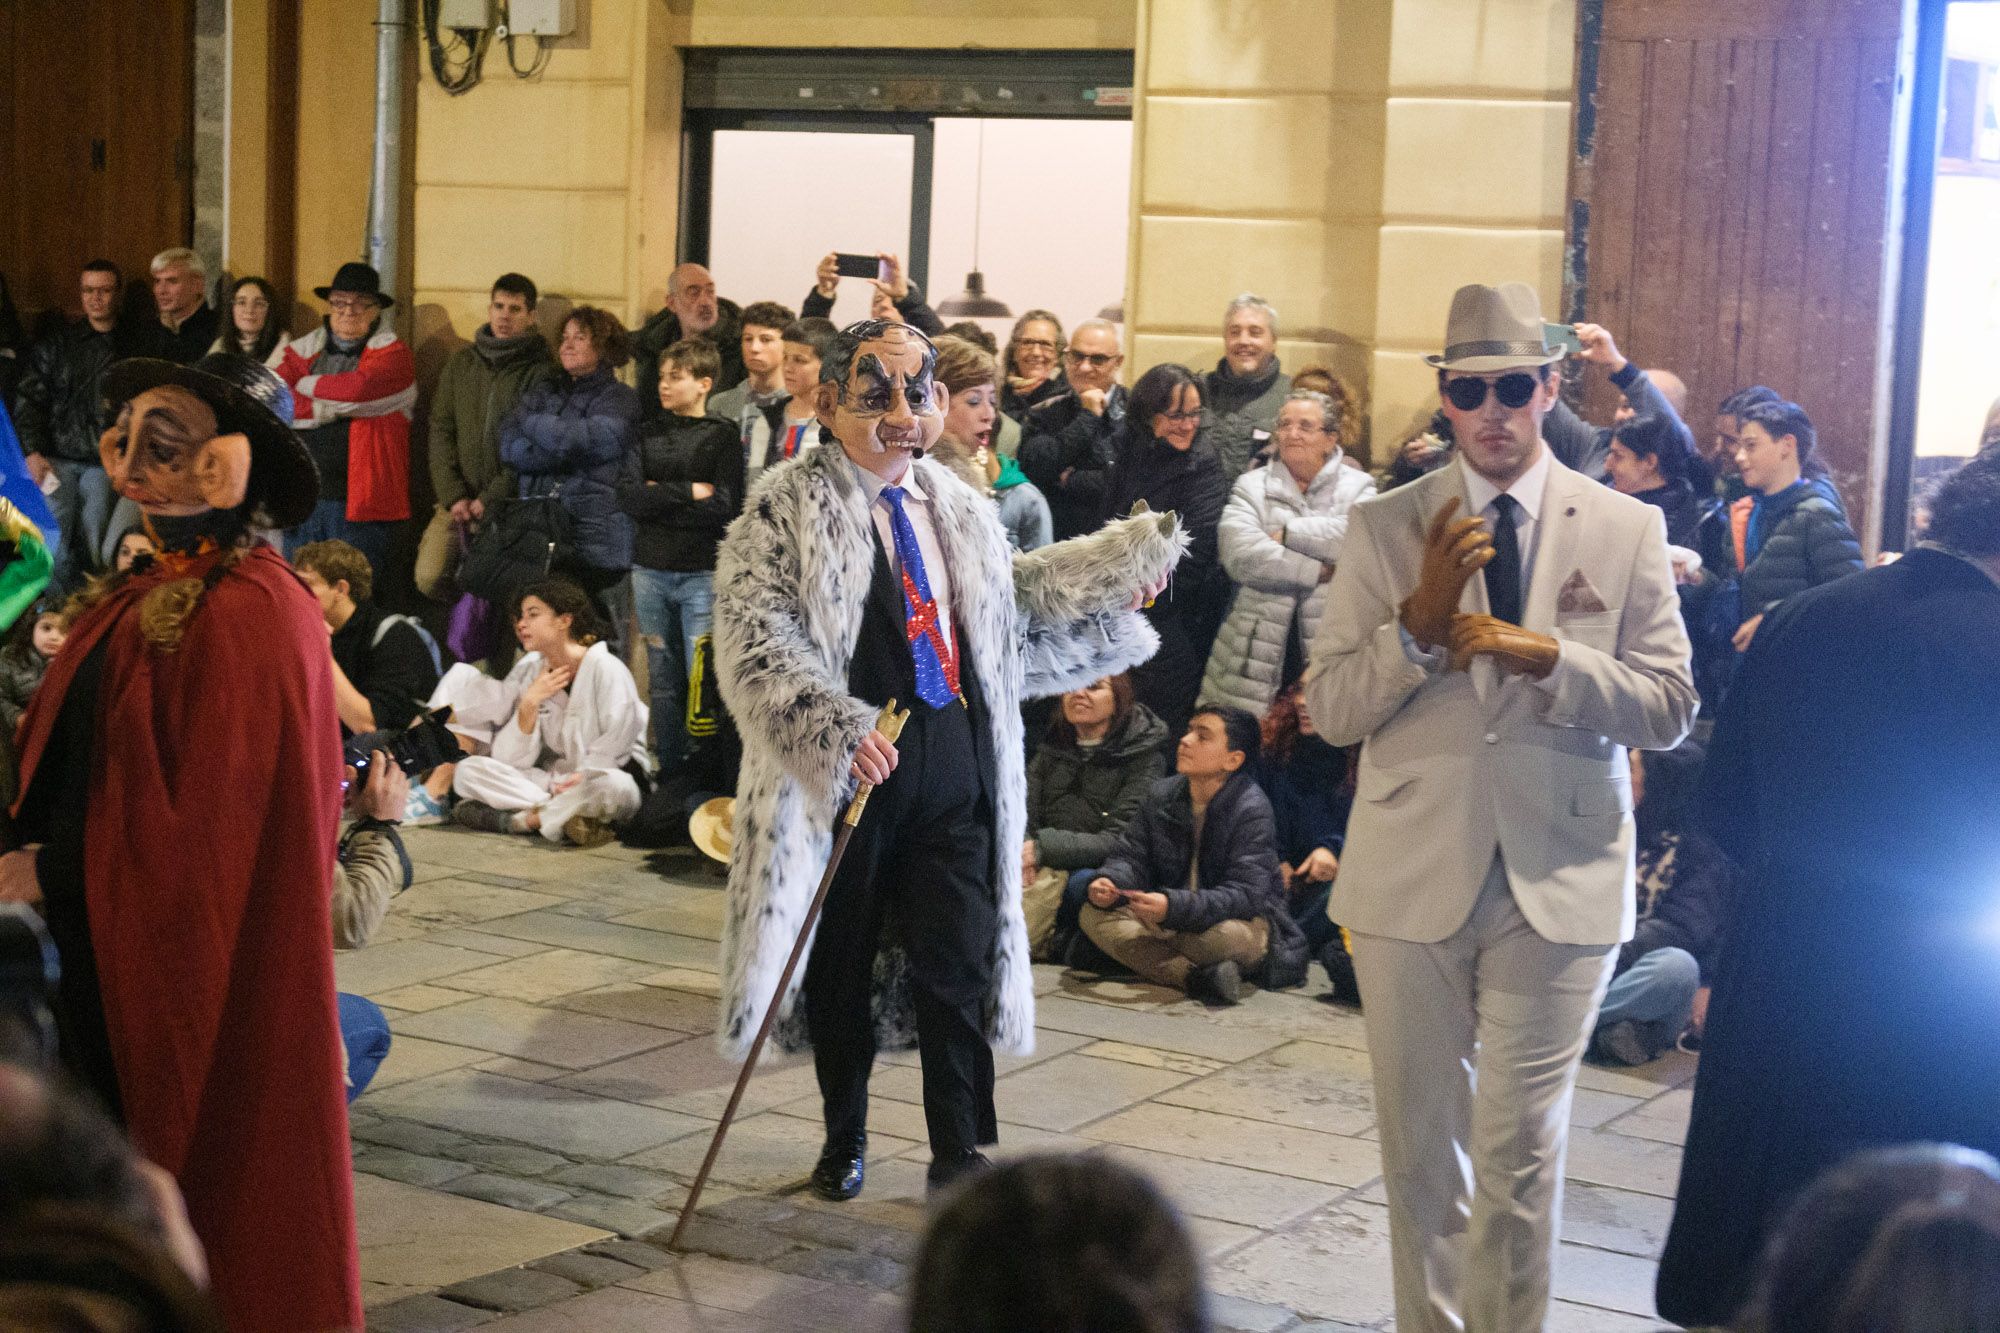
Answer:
[
  {"left": 1011, "top": 507, "right": 1187, "bottom": 700},
  {"left": 712, "top": 473, "right": 883, "bottom": 808}
]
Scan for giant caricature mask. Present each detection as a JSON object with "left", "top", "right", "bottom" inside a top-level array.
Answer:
[
  {"left": 99, "top": 386, "right": 251, "bottom": 516},
  {"left": 813, "top": 324, "right": 950, "bottom": 482}
]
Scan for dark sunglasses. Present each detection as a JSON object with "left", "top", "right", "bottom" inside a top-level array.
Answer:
[
  {"left": 1065, "top": 350, "right": 1117, "bottom": 368},
  {"left": 1443, "top": 372, "right": 1541, "bottom": 412}
]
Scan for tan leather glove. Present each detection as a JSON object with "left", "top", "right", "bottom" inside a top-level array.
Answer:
[
  {"left": 1448, "top": 613, "right": 1560, "bottom": 678},
  {"left": 1398, "top": 499, "right": 1495, "bottom": 650}
]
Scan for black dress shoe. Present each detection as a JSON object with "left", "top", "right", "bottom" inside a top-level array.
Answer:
[
  {"left": 926, "top": 1148, "right": 993, "bottom": 1193},
  {"left": 810, "top": 1136, "right": 866, "bottom": 1201}
]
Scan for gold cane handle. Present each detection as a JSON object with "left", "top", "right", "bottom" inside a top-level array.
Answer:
[{"left": 845, "top": 699, "right": 912, "bottom": 826}]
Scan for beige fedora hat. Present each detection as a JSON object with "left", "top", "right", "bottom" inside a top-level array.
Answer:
[
  {"left": 1425, "top": 282, "right": 1564, "bottom": 374},
  {"left": 688, "top": 797, "right": 734, "bottom": 865}
]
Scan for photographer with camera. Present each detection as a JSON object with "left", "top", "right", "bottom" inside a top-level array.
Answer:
[{"left": 330, "top": 751, "right": 408, "bottom": 1102}]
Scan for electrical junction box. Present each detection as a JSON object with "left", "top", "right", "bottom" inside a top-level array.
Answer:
[
  {"left": 507, "top": 0, "right": 577, "bottom": 36},
  {"left": 436, "top": 0, "right": 493, "bottom": 29}
]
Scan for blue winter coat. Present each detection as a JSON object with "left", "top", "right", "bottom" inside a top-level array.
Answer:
[{"left": 500, "top": 366, "right": 640, "bottom": 571}]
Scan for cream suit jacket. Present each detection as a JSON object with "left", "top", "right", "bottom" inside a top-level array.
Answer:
[{"left": 1303, "top": 454, "right": 1696, "bottom": 947}]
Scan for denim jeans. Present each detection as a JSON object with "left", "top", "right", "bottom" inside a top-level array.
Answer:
[
  {"left": 1594, "top": 945, "right": 1700, "bottom": 1061},
  {"left": 46, "top": 458, "right": 129, "bottom": 593},
  {"left": 285, "top": 498, "right": 393, "bottom": 575},
  {"left": 338, "top": 991, "right": 393, "bottom": 1102},
  {"left": 631, "top": 567, "right": 713, "bottom": 771}
]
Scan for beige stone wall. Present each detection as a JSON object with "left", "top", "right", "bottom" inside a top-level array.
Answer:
[
  {"left": 409, "top": 0, "right": 680, "bottom": 358},
  {"left": 1370, "top": 0, "right": 1577, "bottom": 453},
  {"left": 1125, "top": 0, "right": 1576, "bottom": 462}
]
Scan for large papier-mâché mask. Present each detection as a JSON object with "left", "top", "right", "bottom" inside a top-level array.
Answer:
[{"left": 99, "top": 386, "right": 251, "bottom": 516}]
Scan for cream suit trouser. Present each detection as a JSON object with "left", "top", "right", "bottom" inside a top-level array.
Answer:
[{"left": 1350, "top": 856, "right": 1616, "bottom": 1333}]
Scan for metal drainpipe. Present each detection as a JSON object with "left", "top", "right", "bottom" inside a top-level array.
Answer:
[{"left": 366, "top": 0, "right": 408, "bottom": 301}]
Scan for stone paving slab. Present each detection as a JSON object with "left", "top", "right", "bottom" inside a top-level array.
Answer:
[
  {"left": 1153, "top": 1037, "right": 1377, "bottom": 1137},
  {"left": 356, "top": 826, "right": 1704, "bottom": 1331},
  {"left": 444, "top": 950, "right": 665, "bottom": 1004},
  {"left": 552, "top": 1035, "right": 818, "bottom": 1118},
  {"left": 395, "top": 997, "right": 680, "bottom": 1070},
  {"left": 627, "top": 1111, "right": 921, "bottom": 1193},
  {"left": 1081, "top": 1102, "right": 1384, "bottom": 1188},
  {"left": 388, "top": 879, "right": 570, "bottom": 933},
  {"left": 369, "top": 1069, "right": 711, "bottom": 1160},
  {"left": 357, "top": 1174, "right": 608, "bottom": 1309},
  {"left": 340, "top": 940, "right": 519, "bottom": 996},
  {"left": 547, "top": 982, "right": 718, "bottom": 1034}
]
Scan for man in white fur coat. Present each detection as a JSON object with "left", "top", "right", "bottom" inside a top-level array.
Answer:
[{"left": 713, "top": 319, "right": 1183, "bottom": 1199}]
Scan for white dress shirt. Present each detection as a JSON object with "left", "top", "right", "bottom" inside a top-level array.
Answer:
[
  {"left": 848, "top": 456, "right": 959, "bottom": 660},
  {"left": 1459, "top": 443, "right": 1553, "bottom": 596}
]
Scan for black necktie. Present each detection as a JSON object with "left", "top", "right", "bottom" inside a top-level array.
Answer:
[{"left": 1484, "top": 493, "right": 1523, "bottom": 625}]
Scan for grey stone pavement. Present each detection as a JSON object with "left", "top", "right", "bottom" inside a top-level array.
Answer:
[{"left": 346, "top": 826, "right": 1693, "bottom": 1332}]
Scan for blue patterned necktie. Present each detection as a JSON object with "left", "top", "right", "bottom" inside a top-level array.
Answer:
[{"left": 880, "top": 486, "right": 960, "bottom": 709}]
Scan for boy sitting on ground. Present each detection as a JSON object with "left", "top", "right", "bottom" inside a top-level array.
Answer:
[{"left": 1077, "top": 704, "right": 1307, "bottom": 1005}]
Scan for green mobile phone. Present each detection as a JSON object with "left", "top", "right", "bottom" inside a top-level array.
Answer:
[{"left": 1543, "top": 322, "right": 1584, "bottom": 356}]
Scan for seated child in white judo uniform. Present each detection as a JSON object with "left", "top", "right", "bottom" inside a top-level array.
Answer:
[{"left": 449, "top": 577, "right": 648, "bottom": 847}]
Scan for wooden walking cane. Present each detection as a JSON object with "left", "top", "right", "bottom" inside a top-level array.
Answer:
[{"left": 667, "top": 698, "right": 912, "bottom": 1251}]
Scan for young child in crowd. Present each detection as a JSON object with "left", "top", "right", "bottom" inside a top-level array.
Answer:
[{"left": 0, "top": 599, "right": 64, "bottom": 807}]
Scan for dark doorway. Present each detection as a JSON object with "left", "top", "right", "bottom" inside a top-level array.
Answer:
[{"left": 1, "top": 0, "right": 196, "bottom": 328}]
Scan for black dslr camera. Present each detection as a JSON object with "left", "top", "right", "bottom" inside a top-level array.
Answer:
[
  {"left": 0, "top": 903, "right": 61, "bottom": 1068},
  {"left": 343, "top": 707, "right": 462, "bottom": 786}
]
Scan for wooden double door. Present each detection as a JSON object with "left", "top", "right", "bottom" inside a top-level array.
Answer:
[
  {"left": 1569, "top": 0, "right": 1905, "bottom": 536},
  {"left": 0, "top": 0, "right": 195, "bottom": 327}
]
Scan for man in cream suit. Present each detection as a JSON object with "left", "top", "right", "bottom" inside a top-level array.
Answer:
[{"left": 1306, "top": 282, "right": 1695, "bottom": 1333}]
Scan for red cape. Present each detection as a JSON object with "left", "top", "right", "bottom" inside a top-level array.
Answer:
[{"left": 15, "top": 545, "right": 360, "bottom": 1331}]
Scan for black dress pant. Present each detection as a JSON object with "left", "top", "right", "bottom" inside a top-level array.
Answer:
[{"left": 804, "top": 697, "right": 997, "bottom": 1158}]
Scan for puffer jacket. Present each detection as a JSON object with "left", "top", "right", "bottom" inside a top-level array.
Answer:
[
  {"left": 0, "top": 641, "right": 48, "bottom": 736},
  {"left": 429, "top": 326, "right": 556, "bottom": 509},
  {"left": 500, "top": 366, "right": 640, "bottom": 572},
  {"left": 1201, "top": 357, "right": 1291, "bottom": 480},
  {"left": 1733, "top": 481, "right": 1863, "bottom": 616},
  {"left": 14, "top": 319, "right": 134, "bottom": 463},
  {"left": 1202, "top": 451, "right": 1375, "bottom": 716},
  {"left": 1025, "top": 703, "right": 1168, "bottom": 871},
  {"left": 1096, "top": 771, "right": 1309, "bottom": 989}
]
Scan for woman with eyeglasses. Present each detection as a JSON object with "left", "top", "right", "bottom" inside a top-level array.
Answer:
[
  {"left": 1102, "top": 363, "right": 1229, "bottom": 741},
  {"left": 1201, "top": 389, "right": 1377, "bottom": 719},
  {"left": 1000, "top": 309, "right": 1067, "bottom": 422},
  {"left": 208, "top": 275, "right": 290, "bottom": 366}
]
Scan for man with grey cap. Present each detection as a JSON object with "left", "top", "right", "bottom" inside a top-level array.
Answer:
[{"left": 1306, "top": 281, "right": 1695, "bottom": 1331}]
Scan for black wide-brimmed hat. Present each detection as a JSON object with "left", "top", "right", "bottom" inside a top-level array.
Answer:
[
  {"left": 313, "top": 260, "right": 394, "bottom": 310},
  {"left": 100, "top": 354, "right": 321, "bottom": 529}
]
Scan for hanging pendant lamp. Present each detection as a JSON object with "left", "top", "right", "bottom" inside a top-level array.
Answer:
[{"left": 937, "top": 123, "right": 1014, "bottom": 319}]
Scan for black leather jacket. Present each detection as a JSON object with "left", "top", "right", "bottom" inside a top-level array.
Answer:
[{"left": 15, "top": 318, "right": 135, "bottom": 463}]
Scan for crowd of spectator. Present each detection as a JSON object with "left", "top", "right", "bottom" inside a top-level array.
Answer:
[
  {"left": 0, "top": 244, "right": 1940, "bottom": 1034},
  {"left": 0, "top": 235, "right": 1995, "bottom": 1332}
]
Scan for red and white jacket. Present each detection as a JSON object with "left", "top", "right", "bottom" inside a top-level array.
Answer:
[{"left": 276, "top": 326, "right": 417, "bottom": 522}]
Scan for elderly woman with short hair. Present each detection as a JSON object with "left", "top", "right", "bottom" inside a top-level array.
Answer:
[{"left": 1201, "top": 388, "right": 1376, "bottom": 716}]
